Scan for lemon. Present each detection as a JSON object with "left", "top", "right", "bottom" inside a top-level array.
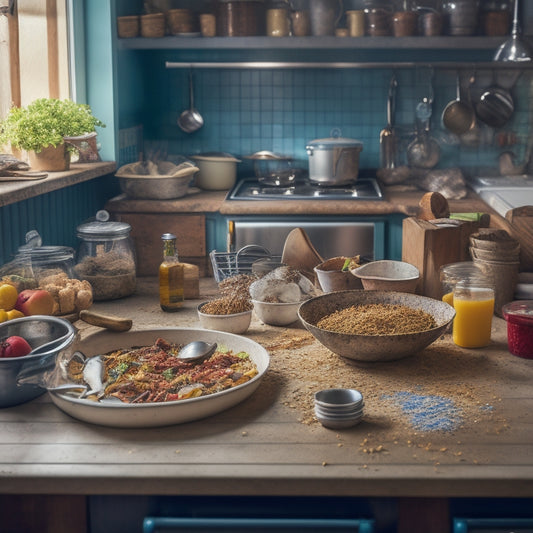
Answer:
[
  {"left": 6, "top": 309, "right": 24, "bottom": 320},
  {"left": 0, "top": 283, "right": 18, "bottom": 311},
  {"left": 0, "top": 309, "right": 8, "bottom": 323}
]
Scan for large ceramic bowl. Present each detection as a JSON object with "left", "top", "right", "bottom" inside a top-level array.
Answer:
[
  {"left": 48, "top": 328, "right": 269, "bottom": 427},
  {"left": 298, "top": 290, "right": 455, "bottom": 362}
]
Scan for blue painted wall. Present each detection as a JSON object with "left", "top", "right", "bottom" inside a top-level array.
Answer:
[{"left": 2, "top": 0, "right": 533, "bottom": 265}]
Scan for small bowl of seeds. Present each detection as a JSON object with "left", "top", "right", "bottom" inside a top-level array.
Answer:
[{"left": 197, "top": 298, "right": 253, "bottom": 335}]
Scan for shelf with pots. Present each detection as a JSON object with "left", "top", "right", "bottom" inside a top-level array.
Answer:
[{"left": 117, "top": 35, "right": 533, "bottom": 68}]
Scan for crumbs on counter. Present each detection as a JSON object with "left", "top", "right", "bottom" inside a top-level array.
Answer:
[{"left": 257, "top": 329, "right": 503, "bottom": 436}]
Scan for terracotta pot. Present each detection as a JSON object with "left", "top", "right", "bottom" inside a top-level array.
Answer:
[{"left": 28, "top": 144, "right": 70, "bottom": 172}]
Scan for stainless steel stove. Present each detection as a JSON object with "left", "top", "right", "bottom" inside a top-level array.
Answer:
[{"left": 228, "top": 176, "right": 383, "bottom": 201}]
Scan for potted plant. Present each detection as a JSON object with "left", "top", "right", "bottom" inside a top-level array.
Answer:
[{"left": 0, "top": 98, "right": 105, "bottom": 171}]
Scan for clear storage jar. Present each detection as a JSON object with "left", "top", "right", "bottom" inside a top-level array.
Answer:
[
  {"left": 439, "top": 261, "right": 489, "bottom": 306},
  {"left": 0, "top": 230, "right": 75, "bottom": 288},
  {"left": 74, "top": 211, "right": 136, "bottom": 301}
]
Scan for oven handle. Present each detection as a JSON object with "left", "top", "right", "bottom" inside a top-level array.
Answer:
[{"left": 227, "top": 220, "right": 235, "bottom": 251}]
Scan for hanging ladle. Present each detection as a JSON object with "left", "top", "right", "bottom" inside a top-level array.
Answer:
[
  {"left": 494, "top": 0, "right": 531, "bottom": 62},
  {"left": 178, "top": 70, "right": 204, "bottom": 133}
]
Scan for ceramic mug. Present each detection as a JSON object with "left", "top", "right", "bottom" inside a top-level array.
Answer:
[{"left": 267, "top": 8, "right": 291, "bottom": 37}]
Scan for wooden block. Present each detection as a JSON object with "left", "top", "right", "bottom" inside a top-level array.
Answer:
[
  {"left": 402, "top": 217, "right": 481, "bottom": 299},
  {"left": 183, "top": 262, "right": 200, "bottom": 299},
  {"left": 505, "top": 206, "right": 533, "bottom": 271},
  {"left": 116, "top": 213, "right": 206, "bottom": 277}
]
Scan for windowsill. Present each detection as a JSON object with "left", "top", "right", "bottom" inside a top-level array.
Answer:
[{"left": 0, "top": 161, "right": 117, "bottom": 207}]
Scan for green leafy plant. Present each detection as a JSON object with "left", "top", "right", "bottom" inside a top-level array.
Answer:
[{"left": 0, "top": 98, "right": 105, "bottom": 153}]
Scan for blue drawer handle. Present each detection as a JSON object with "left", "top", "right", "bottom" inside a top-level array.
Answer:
[
  {"left": 453, "top": 517, "right": 533, "bottom": 532},
  {"left": 143, "top": 516, "right": 375, "bottom": 533}
]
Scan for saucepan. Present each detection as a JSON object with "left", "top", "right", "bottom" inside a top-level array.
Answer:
[
  {"left": 306, "top": 130, "right": 363, "bottom": 186},
  {"left": 245, "top": 151, "right": 296, "bottom": 187}
]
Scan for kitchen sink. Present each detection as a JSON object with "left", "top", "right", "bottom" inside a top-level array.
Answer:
[{"left": 469, "top": 175, "right": 533, "bottom": 217}]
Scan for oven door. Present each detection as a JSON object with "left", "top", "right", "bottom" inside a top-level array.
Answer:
[{"left": 229, "top": 218, "right": 375, "bottom": 260}]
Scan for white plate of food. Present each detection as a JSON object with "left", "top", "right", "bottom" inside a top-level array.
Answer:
[{"left": 48, "top": 328, "right": 269, "bottom": 428}]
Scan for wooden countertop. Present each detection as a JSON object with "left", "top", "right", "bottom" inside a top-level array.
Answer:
[
  {"left": 1, "top": 277, "right": 532, "bottom": 500},
  {"left": 105, "top": 185, "right": 494, "bottom": 218}
]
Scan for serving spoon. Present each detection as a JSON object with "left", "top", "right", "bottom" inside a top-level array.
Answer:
[{"left": 177, "top": 341, "right": 217, "bottom": 362}]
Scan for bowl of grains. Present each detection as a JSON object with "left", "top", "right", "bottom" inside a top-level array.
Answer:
[
  {"left": 197, "top": 299, "right": 253, "bottom": 335},
  {"left": 298, "top": 290, "right": 455, "bottom": 362}
]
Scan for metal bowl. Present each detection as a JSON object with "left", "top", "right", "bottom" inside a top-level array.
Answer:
[
  {"left": 0, "top": 315, "right": 77, "bottom": 407},
  {"left": 298, "top": 290, "right": 455, "bottom": 362}
]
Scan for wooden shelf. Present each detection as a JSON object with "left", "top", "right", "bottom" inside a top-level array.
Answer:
[{"left": 0, "top": 162, "right": 117, "bottom": 208}]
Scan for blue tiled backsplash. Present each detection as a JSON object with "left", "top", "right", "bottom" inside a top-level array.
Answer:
[{"left": 127, "top": 67, "right": 532, "bottom": 177}]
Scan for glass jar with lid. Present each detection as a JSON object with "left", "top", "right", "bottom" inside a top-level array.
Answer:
[
  {"left": 74, "top": 210, "right": 136, "bottom": 301},
  {"left": 0, "top": 230, "right": 75, "bottom": 288}
]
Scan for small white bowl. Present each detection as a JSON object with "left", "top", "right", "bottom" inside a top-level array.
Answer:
[
  {"left": 197, "top": 302, "right": 252, "bottom": 334},
  {"left": 251, "top": 299, "right": 301, "bottom": 326},
  {"left": 350, "top": 260, "right": 420, "bottom": 293}
]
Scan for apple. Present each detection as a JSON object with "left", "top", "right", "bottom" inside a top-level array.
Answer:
[
  {"left": 15, "top": 289, "right": 55, "bottom": 316},
  {"left": 0, "top": 335, "right": 32, "bottom": 358}
]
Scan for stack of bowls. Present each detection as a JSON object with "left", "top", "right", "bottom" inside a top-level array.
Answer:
[
  {"left": 469, "top": 230, "right": 520, "bottom": 316},
  {"left": 314, "top": 388, "right": 364, "bottom": 429}
]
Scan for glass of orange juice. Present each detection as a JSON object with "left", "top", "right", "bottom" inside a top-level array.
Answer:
[{"left": 452, "top": 282, "right": 494, "bottom": 348}]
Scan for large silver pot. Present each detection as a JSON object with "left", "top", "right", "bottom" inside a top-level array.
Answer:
[{"left": 306, "top": 134, "right": 363, "bottom": 186}]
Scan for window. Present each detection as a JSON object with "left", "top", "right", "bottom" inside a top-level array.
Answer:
[{"left": 0, "top": 0, "right": 69, "bottom": 119}]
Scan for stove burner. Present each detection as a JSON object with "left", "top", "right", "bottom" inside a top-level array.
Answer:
[{"left": 228, "top": 177, "right": 383, "bottom": 201}]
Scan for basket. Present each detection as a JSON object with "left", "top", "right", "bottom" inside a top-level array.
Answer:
[
  {"left": 166, "top": 8, "right": 197, "bottom": 35},
  {"left": 117, "top": 15, "right": 140, "bottom": 38},
  {"left": 140, "top": 13, "right": 166, "bottom": 38},
  {"left": 210, "top": 245, "right": 279, "bottom": 282}
]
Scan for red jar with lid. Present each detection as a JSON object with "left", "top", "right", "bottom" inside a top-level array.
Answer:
[{"left": 502, "top": 300, "right": 533, "bottom": 359}]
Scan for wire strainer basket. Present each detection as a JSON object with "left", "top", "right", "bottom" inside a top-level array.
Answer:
[{"left": 210, "top": 245, "right": 278, "bottom": 282}]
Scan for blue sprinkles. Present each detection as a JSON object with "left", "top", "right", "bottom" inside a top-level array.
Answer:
[{"left": 383, "top": 391, "right": 463, "bottom": 432}]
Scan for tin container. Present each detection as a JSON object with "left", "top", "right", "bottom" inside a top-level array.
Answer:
[{"left": 216, "top": 0, "right": 265, "bottom": 36}]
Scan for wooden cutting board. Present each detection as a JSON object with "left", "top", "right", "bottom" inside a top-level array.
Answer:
[
  {"left": 402, "top": 216, "right": 483, "bottom": 299},
  {"left": 505, "top": 206, "right": 533, "bottom": 271}
]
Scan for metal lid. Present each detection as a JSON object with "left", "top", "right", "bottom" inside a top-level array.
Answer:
[
  {"left": 17, "top": 245, "right": 75, "bottom": 262},
  {"left": 306, "top": 129, "right": 363, "bottom": 150},
  {"left": 76, "top": 210, "right": 131, "bottom": 239},
  {"left": 244, "top": 151, "right": 292, "bottom": 161}
]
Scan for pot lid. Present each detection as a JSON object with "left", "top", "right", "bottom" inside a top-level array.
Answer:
[
  {"left": 76, "top": 210, "right": 131, "bottom": 239},
  {"left": 244, "top": 151, "right": 293, "bottom": 161},
  {"left": 306, "top": 129, "right": 363, "bottom": 150},
  {"left": 191, "top": 152, "right": 241, "bottom": 163}
]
